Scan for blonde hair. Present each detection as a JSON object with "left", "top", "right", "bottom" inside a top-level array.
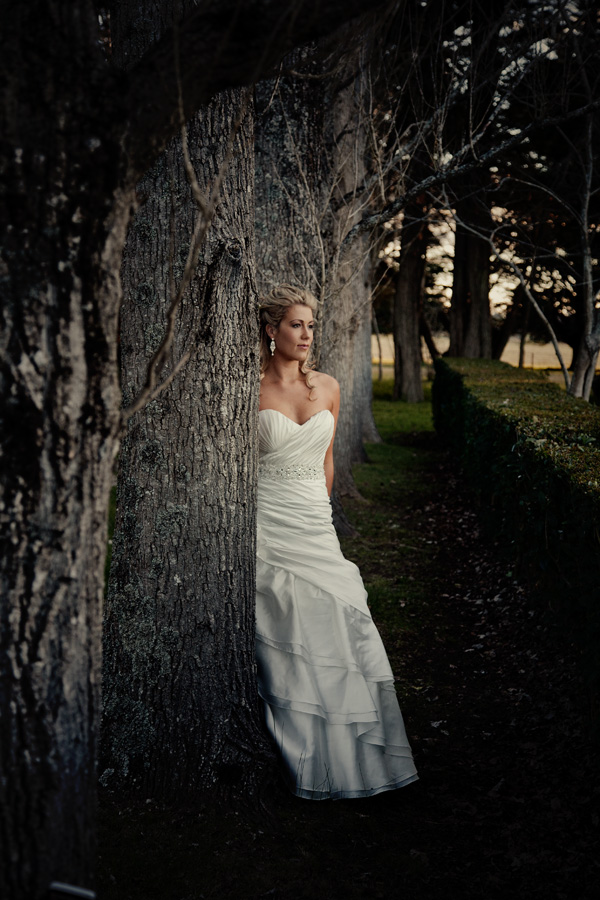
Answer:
[{"left": 258, "top": 284, "right": 318, "bottom": 392}]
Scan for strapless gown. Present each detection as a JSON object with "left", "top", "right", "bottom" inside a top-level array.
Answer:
[{"left": 256, "top": 408, "right": 418, "bottom": 799}]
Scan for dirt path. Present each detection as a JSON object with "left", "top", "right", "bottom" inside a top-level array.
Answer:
[{"left": 98, "top": 425, "right": 599, "bottom": 900}]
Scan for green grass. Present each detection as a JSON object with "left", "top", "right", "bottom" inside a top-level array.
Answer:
[
  {"left": 340, "top": 380, "right": 440, "bottom": 694},
  {"left": 371, "top": 378, "right": 434, "bottom": 439}
]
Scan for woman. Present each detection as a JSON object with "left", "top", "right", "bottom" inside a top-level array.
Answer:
[{"left": 256, "top": 283, "right": 418, "bottom": 799}]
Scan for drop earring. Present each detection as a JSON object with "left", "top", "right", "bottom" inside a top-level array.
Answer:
[{"left": 270, "top": 338, "right": 276, "bottom": 356}]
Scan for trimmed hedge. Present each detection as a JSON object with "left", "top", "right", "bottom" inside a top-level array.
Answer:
[{"left": 432, "top": 357, "right": 600, "bottom": 715}]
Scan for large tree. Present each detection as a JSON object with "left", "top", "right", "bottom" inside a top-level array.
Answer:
[
  {"left": 0, "top": 1, "right": 392, "bottom": 895},
  {"left": 102, "top": 0, "right": 270, "bottom": 801}
]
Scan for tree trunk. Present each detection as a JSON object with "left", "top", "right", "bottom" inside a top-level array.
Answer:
[
  {"left": 254, "top": 52, "right": 328, "bottom": 296},
  {"left": 372, "top": 308, "right": 384, "bottom": 381},
  {"left": 570, "top": 334, "right": 600, "bottom": 400},
  {"left": 492, "top": 284, "right": 525, "bottom": 361},
  {"left": 393, "top": 213, "right": 427, "bottom": 402},
  {"left": 102, "top": 3, "right": 269, "bottom": 799},
  {"left": 321, "top": 244, "right": 373, "bottom": 494},
  {"left": 462, "top": 232, "right": 492, "bottom": 359},
  {"left": 0, "top": 3, "right": 130, "bottom": 896},
  {"left": 446, "top": 0, "right": 500, "bottom": 363},
  {"left": 320, "top": 39, "right": 378, "bottom": 495},
  {"left": 255, "top": 32, "right": 379, "bottom": 509},
  {"left": 103, "top": 92, "right": 268, "bottom": 801},
  {"left": 568, "top": 114, "right": 598, "bottom": 401},
  {"left": 420, "top": 313, "right": 440, "bottom": 362},
  {"left": 448, "top": 223, "right": 491, "bottom": 359}
]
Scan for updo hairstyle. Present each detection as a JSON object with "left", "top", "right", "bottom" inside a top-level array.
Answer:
[{"left": 258, "top": 283, "right": 318, "bottom": 389}]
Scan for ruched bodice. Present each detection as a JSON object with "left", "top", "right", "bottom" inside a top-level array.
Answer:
[
  {"left": 255, "top": 408, "right": 417, "bottom": 800},
  {"left": 259, "top": 407, "right": 334, "bottom": 467}
]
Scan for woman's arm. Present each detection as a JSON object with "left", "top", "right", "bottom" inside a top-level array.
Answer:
[{"left": 323, "top": 378, "right": 340, "bottom": 497}]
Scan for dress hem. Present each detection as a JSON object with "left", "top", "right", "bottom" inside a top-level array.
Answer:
[{"left": 289, "top": 773, "right": 419, "bottom": 801}]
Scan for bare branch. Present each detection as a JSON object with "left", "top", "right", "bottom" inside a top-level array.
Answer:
[{"left": 340, "top": 96, "right": 600, "bottom": 251}]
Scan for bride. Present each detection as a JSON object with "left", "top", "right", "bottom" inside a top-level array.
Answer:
[{"left": 256, "top": 283, "right": 418, "bottom": 799}]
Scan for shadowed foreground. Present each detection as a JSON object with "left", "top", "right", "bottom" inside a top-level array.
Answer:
[{"left": 98, "top": 381, "right": 598, "bottom": 899}]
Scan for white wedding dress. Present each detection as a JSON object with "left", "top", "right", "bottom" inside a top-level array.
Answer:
[{"left": 255, "top": 407, "right": 418, "bottom": 799}]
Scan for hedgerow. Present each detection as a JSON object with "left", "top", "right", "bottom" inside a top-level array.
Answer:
[{"left": 432, "top": 357, "right": 600, "bottom": 718}]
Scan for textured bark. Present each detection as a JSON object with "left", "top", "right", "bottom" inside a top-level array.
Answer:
[
  {"left": 320, "top": 45, "right": 378, "bottom": 495},
  {"left": 254, "top": 52, "right": 329, "bottom": 296},
  {"left": 393, "top": 214, "right": 427, "bottom": 403},
  {"left": 255, "top": 34, "right": 379, "bottom": 510},
  {"left": 321, "top": 245, "right": 373, "bottom": 497},
  {"left": 0, "top": 3, "right": 130, "bottom": 896},
  {"left": 102, "top": 90, "right": 267, "bottom": 800},
  {"left": 102, "top": 3, "right": 268, "bottom": 799}
]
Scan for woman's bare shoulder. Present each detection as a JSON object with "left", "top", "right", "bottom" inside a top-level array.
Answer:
[
  {"left": 311, "top": 371, "right": 340, "bottom": 411},
  {"left": 311, "top": 371, "right": 339, "bottom": 394}
]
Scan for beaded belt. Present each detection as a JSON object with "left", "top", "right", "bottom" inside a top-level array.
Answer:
[{"left": 259, "top": 462, "right": 324, "bottom": 481}]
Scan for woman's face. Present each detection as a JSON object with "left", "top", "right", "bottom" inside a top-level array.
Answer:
[{"left": 270, "top": 304, "right": 314, "bottom": 362}]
